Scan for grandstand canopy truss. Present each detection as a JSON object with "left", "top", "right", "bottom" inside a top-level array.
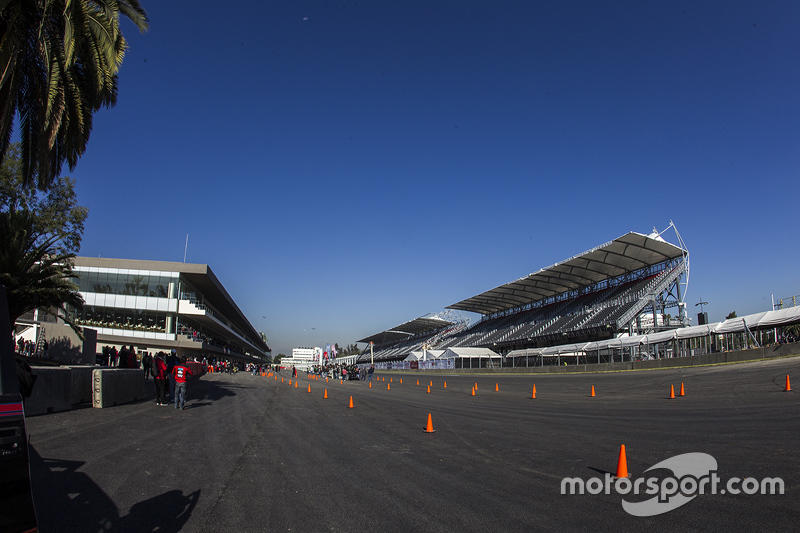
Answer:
[
  {"left": 448, "top": 231, "right": 686, "bottom": 316},
  {"left": 358, "top": 312, "right": 462, "bottom": 345},
  {"left": 356, "top": 226, "right": 692, "bottom": 363}
]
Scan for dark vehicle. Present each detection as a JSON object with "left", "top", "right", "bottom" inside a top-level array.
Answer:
[{"left": 0, "top": 286, "right": 39, "bottom": 532}]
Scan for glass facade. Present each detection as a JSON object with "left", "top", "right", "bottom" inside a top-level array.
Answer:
[{"left": 73, "top": 269, "right": 177, "bottom": 298}]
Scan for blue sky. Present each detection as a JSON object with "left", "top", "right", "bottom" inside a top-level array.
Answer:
[{"left": 64, "top": 1, "right": 800, "bottom": 356}]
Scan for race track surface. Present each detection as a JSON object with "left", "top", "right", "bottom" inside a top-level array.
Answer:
[{"left": 24, "top": 357, "right": 800, "bottom": 532}]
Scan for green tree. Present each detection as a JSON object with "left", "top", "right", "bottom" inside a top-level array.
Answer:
[
  {"left": 726, "top": 311, "right": 738, "bottom": 320},
  {"left": 1, "top": 143, "right": 88, "bottom": 253},
  {"left": 0, "top": 0, "right": 149, "bottom": 188},
  {"left": 274, "top": 354, "right": 286, "bottom": 365},
  {"left": 0, "top": 208, "right": 84, "bottom": 332}
]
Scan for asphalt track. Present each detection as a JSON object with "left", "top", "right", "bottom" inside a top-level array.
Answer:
[{"left": 23, "top": 356, "right": 800, "bottom": 532}]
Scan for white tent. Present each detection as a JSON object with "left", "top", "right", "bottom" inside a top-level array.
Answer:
[
  {"left": 440, "top": 347, "right": 501, "bottom": 359},
  {"left": 405, "top": 350, "right": 445, "bottom": 361}
]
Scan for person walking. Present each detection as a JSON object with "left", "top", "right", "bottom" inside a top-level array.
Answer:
[
  {"left": 152, "top": 352, "right": 168, "bottom": 406},
  {"left": 172, "top": 357, "right": 194, "bottom": 410},
  {"left": 367, "top": 365, "right": 374, "bottom": 382}
]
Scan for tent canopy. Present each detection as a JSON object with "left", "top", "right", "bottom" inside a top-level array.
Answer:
[{"left": 440, "top": 347, "right": 501, "bottom": 359}]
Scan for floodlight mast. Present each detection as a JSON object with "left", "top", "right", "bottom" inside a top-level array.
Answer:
[{"left": 370, "top": 341, "right": 373, "bottom": 365}]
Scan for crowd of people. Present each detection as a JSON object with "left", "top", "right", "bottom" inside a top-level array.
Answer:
[{"left": 308, "top": 363, "right": 374, "bottom": 382}]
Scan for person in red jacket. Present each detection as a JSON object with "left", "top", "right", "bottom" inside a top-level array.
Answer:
[
  {"left": 172, "top": 357, "right": 194, "bottom": 410},
  {"left": 152, "top": 352, "right": 168, "bottom": 406}
]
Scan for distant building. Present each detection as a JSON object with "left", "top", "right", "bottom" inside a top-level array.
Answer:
[{"left": 65, "top": 257, "right": 270, "bottom": 363}]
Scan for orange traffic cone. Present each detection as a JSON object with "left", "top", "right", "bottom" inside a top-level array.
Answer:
[
  {"left": 417, "top": 380, "right": 419, "bottom": 386},
  {"left": 387, "top": 383, "right": 391, "bottom": 391},
  {"left": 785, "top": 375, "right": 791, "bottom": 392},
  {"left": 427, "top": 385, "right": 430, "bottom": 393},
  {"left": 368, "top": 381, "right": 372, "bottom": 388},
  {"left": 531, "top": 385, "right": 537, "bottom": 399},
  {"left": 669, "top": 385, "right": 675, "bottom": 399},
  {"left": 443, "top": 381, "right": 447, "bottom": 388},
  {"left": 616, "top": 444, "right": 629, "bottom": 478},
  {"left": 348, "top": 396, "right": 354, "bottom": 408},
  {"left": 590, "top": 385, "right": 595, "bottom": 397},
  {"left": 308, "top": 384, "right": 311, "bottom": 393},
  {"left": 495, "top": 383, "right": 499, "bottom": 392},
  {"left": 295, "top": 381, "right": 298, "bottom": 388},
  {"left": 475, "top": 382, "right": 478, "bottom": 391},
  {"left": 281, "top": 377, "right": 284, "bottom": 383},
  {"left": 471, "top": 387, "right": 476, "bottom": 396},
  {"left": 430, "top": 380, "right": 433, "bottom": 387},
  {"left": 400, "top": 378, "right": 403, "bottom": 384},
  {"left": 324, "top": 389, "right": 328, "bottom": 399},
  {"left": 680, "top": 383, "right": 685, "bottom": 396},
  {"left": 390, "top": 378, "right": 393, "bottom": 383},
  {"left": 424, "top": 413, "right": 435, "bottom": 433}
]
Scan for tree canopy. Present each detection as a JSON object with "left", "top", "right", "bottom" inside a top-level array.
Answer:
[
  {"left": 0, "top": 143, "right": 87, "bottom": 254},
  {"left": 0, "top": 207, "right": 83, "bottom": 329},
  {"left": 0, "top": 0, "right": 148, "bottom": 188}
]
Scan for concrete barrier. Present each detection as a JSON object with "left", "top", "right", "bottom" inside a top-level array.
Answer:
[
  {"left": 68, "top": 366, "right": 95, "bottom": 405},
  {"left": 24, "top": 367, "right": 73, "bottom": 416},
  {"left": 92, "top": 369, "right": 145, "bottom": 408}
]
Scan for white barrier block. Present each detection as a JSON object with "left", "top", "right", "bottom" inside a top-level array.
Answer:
[{"left": 92, "top": 369, "right": 145, "bottom": 408}]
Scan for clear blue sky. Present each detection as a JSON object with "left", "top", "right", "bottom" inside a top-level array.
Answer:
[{"left": 66, "top": 1, "right": 800, "bottom": 357}]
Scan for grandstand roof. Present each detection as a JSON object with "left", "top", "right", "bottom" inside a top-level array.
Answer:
[
  {"left": 448, "top": 231, "right": 686, "bottom": 316},
  {"left": 358, "top": 315, "right": 455, "bottom": 345}
]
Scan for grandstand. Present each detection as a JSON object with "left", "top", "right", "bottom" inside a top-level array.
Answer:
[{"left": 357, "top": 225, "right": 690, "bottom": 364}]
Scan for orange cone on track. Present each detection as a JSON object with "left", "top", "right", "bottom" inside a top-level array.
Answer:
[
  {"left": 424, "top": 413, "right": 436, "bottom": 433},
  {"left": 785, "top": 375, "right": 791, "bottom": 392},
  {"left": 669, "top": 385, "right": 675, "bottom": 399},
  {"left": 590, "top": 385, "right": 595, "bottom": 397},
  {"left": 475, "top": 382, "right": 478, "bottom": 391},
  {"left": 369, "top": 381, "right": 372, "bottom": 388},
  {"left": 348, "top": 396, "right": 354, "bottom": 408},
  {"left": 324, "top": 389, "right": 328, "bottom": 399},
  {"left": 495, "top": 383, "right": 499, "bottom": 392},
  {"left": 387, "top": 383, "right": 391, "bottom": 391},
  {"left": 430, "top": 380, "right": 433, "bottom": 387},
  {"left": 390, "top": 378, "right": 393, "bottom": 383},
  {"left": 443, "top": 381, "right": 447, "bottom": 388},
  {"left": 616, "top": 445, "right": 629, "bottom": 478},
  {"left": 417, "top": 380, "right": 419, "bottom": 386},
  {"left": 471, "top": 387, "right": 476, "bottom": 396},
  {"left": 308, "top": 384, "right": 311, "bottom": 393},
  {"left": 295, "top": 381, "right": 298, "bottom": 388},
  {"left": 427, "top": 385, "right": 430, "bottom": 394},
  {"left": 680, "top": 383, "right": 685, "bottom": 396},
  {"left": 400, "top": 379, "right": 403, "bottom": 384},
  {"left": 531, "top": 385, "right": 537, "bottom": 399}
]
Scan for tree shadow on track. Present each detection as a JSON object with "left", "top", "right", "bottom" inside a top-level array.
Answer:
[{"left": 29, "top": 446, "right": 200, "bottom": 532}]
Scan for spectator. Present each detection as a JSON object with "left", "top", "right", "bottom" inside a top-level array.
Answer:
[
  {"left": 152, "top": 352, "right": 168, "bottom": 406},
  {"left": 172, "top": 357, "right": 194, "bottom": 410}
]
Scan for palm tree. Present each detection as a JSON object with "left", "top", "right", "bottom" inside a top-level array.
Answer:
[
  {"left": 0, "top": 1, "right": 148, "bottom": 188},
  {"left": 0, "top": 207, "right": 83, "bottom": 332}
]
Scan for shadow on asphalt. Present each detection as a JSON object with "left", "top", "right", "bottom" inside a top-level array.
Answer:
[
  {"left": 29, "top": 447, "right": 200, "bottom": 532},
  {"left": 140, "top": 375, "right": 245, "bottom": 405}
]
